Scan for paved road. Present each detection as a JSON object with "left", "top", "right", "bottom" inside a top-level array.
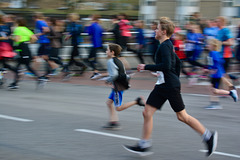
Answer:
[{"left": 0, "top": 75, "right": 239, "bottom": 160}]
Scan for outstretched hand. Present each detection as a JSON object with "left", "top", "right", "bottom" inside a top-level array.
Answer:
[{"left": 137, "top": 64, "right": 146, "bottom": 72}]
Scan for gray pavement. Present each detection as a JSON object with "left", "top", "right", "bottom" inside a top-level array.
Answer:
[{"left": 0, "top": 80, "right": 240, "bottom": 160}]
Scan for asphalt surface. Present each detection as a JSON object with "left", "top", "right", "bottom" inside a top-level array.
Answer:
[{"left": 0, "top": 71, "right": 240, "bottom": 160}]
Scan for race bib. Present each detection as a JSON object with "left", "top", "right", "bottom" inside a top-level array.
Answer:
[{"left": 156, "top": 71, "right": 165, "bottom": 85}]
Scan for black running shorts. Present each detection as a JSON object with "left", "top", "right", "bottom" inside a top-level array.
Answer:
[
  {"left": 210, "top": 77, "right": 221, "bottom": 89},
  {"left": 146, "top": 86, "right": 185, "bottom": 112},
  {"left": 38, "top": 43, "right": 50, "bottom": 56}
]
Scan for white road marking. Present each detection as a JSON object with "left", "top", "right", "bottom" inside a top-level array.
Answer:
[
  {"left": 199, "top": 150, "right": 240, "bottom": 159},
  {"left": 235, "top": 85, "right": 240, "bottom": 89},
  {"left": 75, "top": 129, "right": 140, "bottom": 141},
  {"left": 194, "top": 82, "right": 211, "bottom": 85},
  {"left": 0, "top": 114, "right": 34, "bottom": 122},
  {"left": 76, "top": 129, "right": 240, "bottom": 158},
  {"left": 184, "top": 93, "right": 209, "bottom": 97}
]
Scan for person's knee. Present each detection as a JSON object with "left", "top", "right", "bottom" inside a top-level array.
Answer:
[
  {"left": 116, "top": 107, "right": 122, "bottom": 112},
  {"left": 177, "top": 111, "right": 189, "bottom": 123},
  {"left": 106, "top": 99, "right": 113, "bottom": 106},
  {"left": 142, "top": 108, "right": 152, "bottom": 119},
  {"left": 211, "top": 88, "right": 217, "bottom": 94}
]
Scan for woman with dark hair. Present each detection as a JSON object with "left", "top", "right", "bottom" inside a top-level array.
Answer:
[{"left": 0, "top": 15, "right": 19, "bottom": 89}]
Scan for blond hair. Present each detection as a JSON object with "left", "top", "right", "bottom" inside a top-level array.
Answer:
[
  {"left": 159, "top": 17, "right": 175, "bottom": 37},
  {"left": 209, "top": 39, "right": 222, "bottom": 51},
  {"left": 217, "top": 16, "right": 227, "bottom": 26},
  {"left": 68, "top": 13, "right": 79, "bottom": 21}
]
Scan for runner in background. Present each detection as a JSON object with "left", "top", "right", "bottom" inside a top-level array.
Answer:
[
  {"left": 174, "top": 32, "right": 190, "bottom": 78},
  {"left": 216, "top": 16, "right": 237, "bottom": 81},
  {"left": 205, "top": 39, "right": 238, "bottom": 109},
  {"left": 63, "top": 13, "right": 87, "bottom": 75},
  {"left": 108, "top": 15, "right": 132, "bottom": 75},
  {"left": 33, "top": 12, "right": 51, "bottom": 81},
  {"left": 13, "top": 17, "right": 47, "bottom": 88},
  {"left": 134, "top": 20, "right": 145, "bottom": 64},
  {"left": 85, "top": 14, "right": 104, "bottom": 79},
  {"left": 0, "top": 14, "right": 18, "bottom": 89}
]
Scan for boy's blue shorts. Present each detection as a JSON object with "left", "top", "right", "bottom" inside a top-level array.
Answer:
[{"left": 108, "top": 89, "right": 123, "bottom": 107}]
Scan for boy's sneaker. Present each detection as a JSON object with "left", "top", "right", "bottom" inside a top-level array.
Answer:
[
  {"left": 123, "top": 144, "right": 153, "bottom": 156},
  {"left": 90, "top": 72, "right": 102, "bottom": 80},
  {"left": 230, "top": 89, "right": 238, "bottom": 102},
  {"left": 136, "top": 97, "right": 145, "bottom": 106},
  {"left": 205, "top": 131, "right": 218, "bottom": 157},
  {"left": 102, "top": 122, "right": 121, "bottom": 130},
  {"left": 8, "top": 83, "right": 19, "bottom": 90}
]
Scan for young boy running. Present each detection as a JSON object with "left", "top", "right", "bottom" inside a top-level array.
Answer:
[
  {"left": 124, "top": 17, "right": 218, "bottom": 157},
  {"left": 102, "top": 43, "right": 145, "bottom": 130},
  {"left": 205, "top": 39, "right": 238, "bottom": 109}
]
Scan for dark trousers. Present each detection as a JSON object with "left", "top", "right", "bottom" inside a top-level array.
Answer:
[
  {"left": 88, "top": 47, "right": 102, "bottom": 71},
  {"left": 0, "top": 58, "right": 19, "bottom": 84},
  {"left": 17, "top": 42, "right": 39, "bottom": 78},
  {"left": 64, "top": 45, "right": 85, "bottom": 72}
]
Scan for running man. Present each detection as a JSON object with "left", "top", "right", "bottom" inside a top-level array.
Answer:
[{"left": 124, "top": 17, "right": 218, "bottom": 157}]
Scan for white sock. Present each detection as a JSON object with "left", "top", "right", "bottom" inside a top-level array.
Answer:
[
  {"left": 202, "top": 129, "right": 212, "bottom": 142},
  {"left": 138, "top": 139, "right": 152, "bottom": 148}
]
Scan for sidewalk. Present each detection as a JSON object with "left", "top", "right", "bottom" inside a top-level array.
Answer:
[{"left": 18, "top": 70, "right": 240, "bottom": 96}]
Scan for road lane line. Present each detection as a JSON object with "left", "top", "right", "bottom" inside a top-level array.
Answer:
[
  {"left": 0, "top": 114, "right": 34, "bottom": 122},
  {"left": 184, "top": 93, "right": 209, "bottom": 97},
  {"left": 76, "top": 130, "right": 240, "bottom": 158},
  {"left": 75, "top": 129, "right": 140, "bottom": 141},
  {"left": 199, "top": 150, "right": 240, "bottom": 159}
]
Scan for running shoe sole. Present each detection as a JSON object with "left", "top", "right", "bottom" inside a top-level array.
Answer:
[
  {"left": 122, "top": 145, "right": 153, "bottom": 156},
  {"left": 209, "top": 131, "right": 218, "bottom": 157}
]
